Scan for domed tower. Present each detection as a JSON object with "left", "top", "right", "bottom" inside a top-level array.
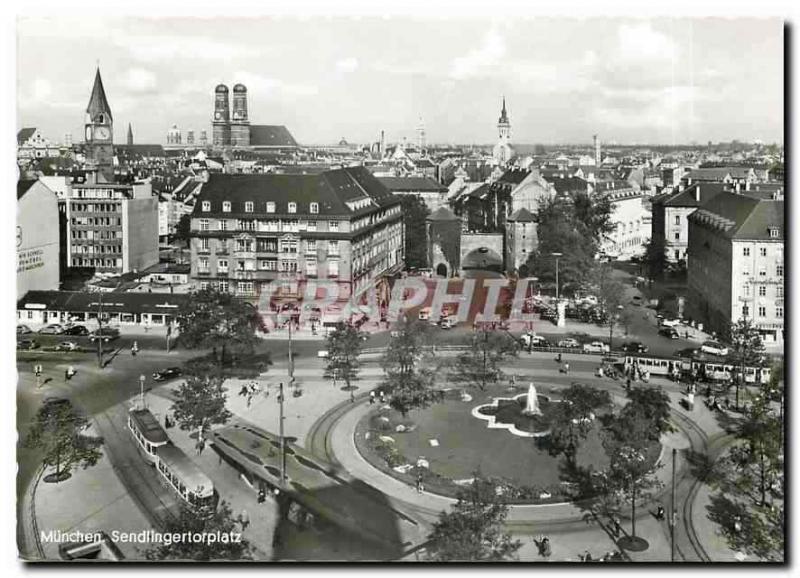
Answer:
[
  {"left": 230, "top": 83, "right": 250, "bottom": 147},
  {"left": 212, "top": 84, "right": 231, "bottom": 147}
]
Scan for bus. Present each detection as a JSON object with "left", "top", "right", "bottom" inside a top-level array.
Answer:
[{"left": 128, "top": 409, "right": 169, "bottom": 464}]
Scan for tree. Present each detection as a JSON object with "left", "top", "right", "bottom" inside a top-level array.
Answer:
[
  {"left": 620, "top": 386, "right": 673, "bottom": 440},
  {"left": 324, "top": 323, "right": 364, "bottom": 402},
  {"left": 143, "top": 501, "right": 252, "bottom": 560},
  {"left": 728, "top": 318, "right": 766, "bottom": 409},
  {"left": 593, "top": 262, "right": 627, "bottom": 350},
  {"left": 642, "top": 237, "right": 667, "bottom": 283},
  {"left": 176, "top": 287, "right": 264, "bottom": 368},
  {"left": 572, "top": 191, "right": 615, "bottom": 243},
  {"left": 171, "top": 375, "right": 233, "bottom": 439},
  {"left": 24, "top": 399, "right": 103, "bottom": 483},
  {"left": 547, "top": 384, "right": 611, "bottom": 467},
  {"left": 425, "top": 474, "right": 522, "bottom": 561},
  {"left": 448, "top": 328, "right": 519, "bottom": 391},
  {"left": 400, "top": 195, "right": 431, "bottom": 269},
  {"left": 173, "top": 213, "right": 192, "bottom": 248},
  {"left": 606, "top": 440, "right": 662, "bottom": 539},
  {"left": 386, "top": 369, "right": 443, "bottom": 418}
]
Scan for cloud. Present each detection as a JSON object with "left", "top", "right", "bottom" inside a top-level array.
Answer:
[
  {"left": 120, "top": 35, "right": 258, "bottom": 61},
  {"left": 450, "top": 29, "right": 506, "bottom": 79},
  {"left": 121, "top": 68, "right": 157, "bottom": 94},
  {"left": 617, "top": 22, "right": 678, "bottom": 63},
  {"left": 335, "top": 57, "right": 359, "bottom": 73},
  {"left": 232, "top": 71, "right": 318, "bottom": 98}
]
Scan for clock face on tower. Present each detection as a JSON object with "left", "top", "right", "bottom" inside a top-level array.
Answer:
[
  {"left": 94, "top": 126, "right": 111, "bottom": 140},
  {"left": 215, "top": 112, "right": 222, "bottom": 120}
]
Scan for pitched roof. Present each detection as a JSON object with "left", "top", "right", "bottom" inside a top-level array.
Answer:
[
  {"left": 17, "top": 127, "right": 37, "bottom": 145},
  {"left": 508, "top": 207, "right": 535, "bottom": 222},
  {"left": 192, "top": 166, "right": 398, "bottom": 217},
  {"left": 549, "top": 176, "right": 589, "bottom": 195},
  {"left": 689, "top": 191, "right": 784, "bottom": 241},
  {"left": 17, "top": 290, "right": 191, "bottom": 314},
  {"left": 376, "top": 176, "right": 447, "bottom": 192},
  {"left": 249, "top": 125, "right": 298, "bottom": 148},
  {"left": 653, "top": 183, "right": 728, "bottom": 208},
  {"left": 17, "top": 179, "right": 38, "bottom": 200},
  {"left": 86, "top": 68, "right": 113, "bottom": 122},
  {"left": 497, "top": 168, "right": 530, "bottom": 185}
]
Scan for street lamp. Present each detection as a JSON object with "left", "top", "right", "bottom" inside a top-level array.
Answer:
[
  {"left": 551, "top": 253, "right": 562, "bottom": 302},
  {"left": 139, "top": 374, "right": 146, "bottom": 409}
]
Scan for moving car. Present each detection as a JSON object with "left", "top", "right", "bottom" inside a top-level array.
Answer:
[
  {"left": 64, "top": 325, "right": 90, "bottom": 336},
  {"left": 557, "top": 338, "right": 580, "bottom": 348},
  {"left": 38, "top": 324, "right": 65, "bottom": 335},
  {"left": 16, "top": 325, "right": 32, "bottom": 335},
  {"left": 620, "top": 341, "right": 649, "bottom": 354},
  {"left": 521, "top": 333, "right": 549, "bottom": 348},
  {"left": 17, "top": 339, "right": 39, "bottom": 350},
  {"left": 660, "top": 317, "right": 681, "bottom": 327},
  {"left": 57, "top": 341, "right": 80, "bottom": 351},
  {"left": 659, "top": 327, "right": 680, "bottom": 339},
  {"left": 583, "top": 341, "right": 610, "bottom": 354},
  {"left": 701, "top": 341, "right": 729, "bottom": 357},
  {"left": 89, "top": 327, "right": 120, "bottom": 342},
  {"left": 152, "top": 367, "right": 183, "bottom": 382}
]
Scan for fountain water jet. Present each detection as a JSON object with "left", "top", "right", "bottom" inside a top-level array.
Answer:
[{"left": 523, "top": 383, "right": 543, "bottom": 416}]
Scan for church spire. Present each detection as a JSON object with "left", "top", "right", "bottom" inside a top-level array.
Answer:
[
  {"left": 127, "top": 123, "right": 134, "bottom": 145},
  {"left": 498, "top": 96, "right": 509, "bottom": 125},
  {"left": 86, "top": 67, "right": 113, "bottom": 122}
]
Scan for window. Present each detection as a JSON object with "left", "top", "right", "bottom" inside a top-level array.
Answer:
[
  {"left": 306, "top": 240, "right": 316, "bottom": 253},
  {"left": 674, "top": 232, "right": 680, "bottom": 241},
  {"left": 223, "top": 201, "right": 231, "bottom": 213},
  {"left": 237, "top": 281, "right": 254, "bottom": 296},
  {"left": 198, "top": 258, "right": 209, "bottom": 272},
  {"left": 201, "top": 201, "right": 211, "bottom": 212},
  {"left": 280, "top": 238, "right": 298, "bottom": 253},
  {"left": 760, "top": 247, "right": 767, "bottom": 257},
  {"left": 328, "top": 261, "right": 339, "bottom": 277},
  {"left": 329, "top": 221, "right": 339, "bottom": 232},
  {"left": 674, "top": 215, "right": 680, "bottom": 225},
  {"left": 744, "top": 284, "right": 751, "bottom": 296},
  {"left": 674, "top": 250, "right": 680, "bottom": 260},
  {"left": 218, "top": 280, "right": 229, "bottom": 292},
  {"left": 199, "top": 238, "right": 209, "bottom": 251},
  {"left": 219, "top": 220, "right": 228, "bottom": 231},
  {"left": 267, "top": 202, "right": 276, "bottom": 213},
  {"left": 245, "top": 201, "right": 254, "bottom": 213},
  {"left": 769, "top": 227, "right": 780, "bottom": 238},
  {"left": 310, "top": 202, "right": 319, "bottom": 214},
  {"left": 758, "top": 306, "right": 766, "bottom": 317},
  {"left": 758, "top": 286, "right": 766, "bottom": 297},
  {"left": 742, "top": 305, "right": 749, "bottom": 317},
  {"left": 288, "top": 202, "right": 297, "bottom": 214},
  {"left": 328, "top": 240, "right": 339, "bottom": 255},
  {"left": 743, "top": 247, "right": 750, "bottom": 257},
  {"left": 777, "top": 265, "right": 784, "bottom": 277},
  {"left": 217, "top": 259, "right": 228, "bottom": 273},
  {"left": 199, "top": 219, "right": 209, "bottom": 231},
  {"left": 307, "top": 220, "right": 317, "bottom": 232},
  {"left": 776, "top": 307, "right": 784, "bottom": 318},
  {"left": 307, "top": 261, "right": 317, "bottom": 276},
  {"left": 759, "top": 268, "right": 766, "bottom": 278},
  {"left": 200, "top": 282, "right": 208, "bottom": 290},
  {"left": 777, "top": 285, "right": 784, "bottom": 298}
]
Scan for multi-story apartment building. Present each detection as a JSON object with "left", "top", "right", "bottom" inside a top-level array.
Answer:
[
  {"left": 188, "top": 166, "right": 404, "bottom": 303},
  {"left": 596, "top": 181, "right": 651, "bottom": 261},
  {"left": 687, "top": 191, "right": 784, "bottom": 346},
  {"left": 650, "top": 183, "right": 727, "bottom": 263},
  {"left": 66, "top": 179, "right": 159, "bottom": 274}
]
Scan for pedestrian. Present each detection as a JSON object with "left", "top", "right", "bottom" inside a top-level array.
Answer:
[
  {"left": 131, "top": 341, "right": 138, "bottom": 356},
  {"left": 612, "top": 516, "right": 621, "bottom": 537},
  {"left": 416, "top": 471, "right": 424, "bottom": 493},
  {"left": 541, "top": 536, "right": 551, "bottom": 557},
  {"left": 583, "top": 550, "right": 593, "bottom": 562},
  {"left": 258, "top": 487, "right": 266, "bottom": 504},
  {"left": 379, "top": 390, "right": 385, "bottom": 403},
  {"left": 625, "top": 377, "right": 631, "bottom": 391},
  {"left": 197, "top": 437, "right": 206, "bottom": 456},
  {"left": 564, "top": 362, "right": 569, "bottom": 374},
  {"left": 656, "top": 505, "right": 665, "bottom": 520},
  {"left": 369, "top": 391, "right": 376, "bottom": 405},
  {"left": 240, "top": 509, "right": 250, "bottom": 531},
  {"left": 733, "top": 515, "right": 742, "bottom": 534}
]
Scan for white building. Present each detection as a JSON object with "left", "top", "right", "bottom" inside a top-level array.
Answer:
[
  {"left": 597, "top": 181, "right": 650, "bottom": 261},
  {"left": 17, "top": 180, "right": 60, "bottom": 299}
]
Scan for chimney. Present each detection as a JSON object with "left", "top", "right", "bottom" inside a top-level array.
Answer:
[{"left": 695, "top": 184, "right": 701, "bottom": 203}]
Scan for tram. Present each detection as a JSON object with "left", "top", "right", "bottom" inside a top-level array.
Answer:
[
  {"left": 621, "top": 354, "right": 771, "bottom": 385},
  {"left": 128, "top": 408, "right": 169, "bottom": 464}
]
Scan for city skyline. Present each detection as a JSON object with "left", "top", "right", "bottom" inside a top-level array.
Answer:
[{"left": 18, "top": 17, "right": 784, "bottom": 147}]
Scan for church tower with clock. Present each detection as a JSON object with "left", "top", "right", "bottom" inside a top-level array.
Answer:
[
  {"left": 85, "top": 67, "right": 115, "bottom": 182},
  {"left": 212, "top": 84, "right": 231, "bottom": 147}
]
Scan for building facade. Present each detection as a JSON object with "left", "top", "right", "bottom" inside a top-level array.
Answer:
[
  {"left": 188, "top": 167, "right": 404, "bottom": 302},
  {"left": 17, "top": 128, "right": 60, "bottom": 161},
  {"left": 597, "top": 182, "right": 650, "bottom": 261},
  {"left": 687, "top": 191, "right": 784, "bottom": 345},
  {"left": 17, "top": 180, "right": 61, "bottom": 299},
  {"left": 211, "top": 84, "right": 297, "bottom": 152}
]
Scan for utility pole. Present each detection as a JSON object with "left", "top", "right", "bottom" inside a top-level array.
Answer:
[
  {"left": 671, "top": 447, "right": 677, "bottom": 562},
  {"left": 96, "top": 290, "right": 104, "bottom": 368},
  {"left": 279, "top": 381, "right": 286, "bottom": 486},
  {"left": 552, "top": 253, "right": 562, "bottom": 302}
]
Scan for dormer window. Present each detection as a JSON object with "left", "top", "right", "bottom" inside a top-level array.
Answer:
[
  {"left": 266, "top": 202, "right": 275, "bottom": 213},
  {"left": 245, "top": 201, "right": 254, "bottom": 213},
  {"left": 202, "top": 201, "right": 211, "bottom": 212},
  {"left": 98, "top": 114, "right": 105, "bottom": 124},
  {"left": 222, "top": 201, "right": 231, "bottom": 213},
  {"left": 768, "top": 227, "right": 780, "bottom": 238},
  {"left": 288, "top": 202, "right": 297, "bottom": 214},
  {"left": 310, "top": 202, "right": 319, "bottom": 214}
]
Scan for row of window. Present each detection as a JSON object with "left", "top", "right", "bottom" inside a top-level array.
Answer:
[
  {"left": 197, "top": 219, "right": 340, "bottom": 233},
  {"left": 198, "top": 237, "right": 339, "bottom": 255},
  {"left": 742, "top": 265, "right": 784, "bottom": 278},
  {"left": 197, "top": 258, "right": 340, "bottom": 276},
  {"left": 201, "top": 200, "right": 320, "bottom": 214},
  {"left": 71, "top": 230, "right": 120, "bottom": 240},
  {"left": 71, "top": 257, "right": 121, "bottom": 268},
  {"left": 71, "top": 244, "right": 121, "bottom": 254},
  {"left": 71, "top": 217, "right": 122, "bottom": 227},
  {"left": 743, "top": 245, "right": 782, "bottom": 257},
  {"left": 742, "top": 305, "right": 784, "bottom": 319},
  {"left": 743, "top": 284, "right": 784, "bottom": 298},
  {"left": 70, "top": 202, "right": 120, "bottom": 213}
]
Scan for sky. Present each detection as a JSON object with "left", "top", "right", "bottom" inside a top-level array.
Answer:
[{"left": 16, "top": 17, "right": 784, "bottom": 146}]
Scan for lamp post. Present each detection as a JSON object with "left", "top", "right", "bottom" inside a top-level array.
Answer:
[
  {"left": 139, "top": 374, "right": 146, "bottom": 409},
  {"left": 551, "top": 253, "right": 562, "bottom": 302},
  {"left": 671, "top": 447, "right": 677, "bottom": 561}
]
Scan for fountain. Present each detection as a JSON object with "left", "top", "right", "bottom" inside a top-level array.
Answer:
[{"left": 523, "top": 383, "right": 542, "bottom": 416}]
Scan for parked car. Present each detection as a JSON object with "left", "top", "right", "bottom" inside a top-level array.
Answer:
[
  {"left": 418, "top": 307, "right": 431, "bottom": 321},
  {"left": 620, "top": 341, "right": 649, "bottom": 354},
  {"left": 38, "top": 324, "right": 65, "bottom": 335},
  {"left": 16, "top": 324, "right": 32, "bottom": 335},
  {"left": 557, "top": 338, "right": 580, "bottom": 348},
  {"left": 659, "top": 327, "right": 680, "bottom": 339},
  {"left": 89, "top": 327, "right": 120, "bottom": 342},
  {"left": 674, "top": 347, "right": 700, "bottom": 358},
  {"left": 57, "top": 341, "right": 80, "bottom": 351},
  {"left": 521, "top": 333, "right": 549, "bottom": 348},
  {"left": 17, "top": 339, "right": 39, "bottom": 350},
  {"left": 583, "top": 341, "right": 610, "bottom": 354},
  {"left": 701, "top": 341, "right": 729, "bottom": 357},
  {"left": 631, "top": 295, "right": 643, "bottom": 306},
  {"left": 152, "top": 367, "right": 183, "bottom": 382},
  {"left": 660, "top": 317, "right": 681, "bottom": 327},
  {"left": 440, "top": 317, "right": 457, "bottom": 329},
  {"left": 64, "top": 325, "right": 90, "bottom": 336}
]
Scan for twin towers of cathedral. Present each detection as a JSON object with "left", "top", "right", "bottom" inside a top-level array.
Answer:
[{"left": 212, "top": 83, "right": 250, "bottom": 147}]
